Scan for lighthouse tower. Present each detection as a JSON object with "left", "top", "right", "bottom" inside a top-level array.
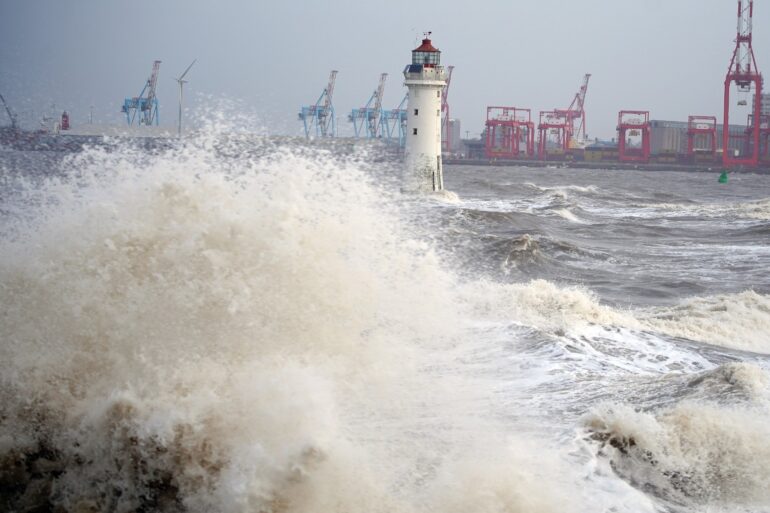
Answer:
[{"left": 404, "top": 33, "right": 447, "bottom": 192}]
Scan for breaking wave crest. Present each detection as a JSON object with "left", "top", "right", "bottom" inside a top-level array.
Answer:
[
  {"left": 467, "top": 278, "right": 770, "bottom": 355},
  {"left": 584, "top": 396, "right": 770, "bottom": 508},
  {"left": 0, "top": 139, "right": 583, "bottom": 512},
  {"left": 462, "top": 279, "right": 640, "bottom": 335},
  {"left": 2, "top": 135, "right": 769, "bottom": 512},
  {"left": 641, "top": 290, "right": 770, "bottom": 354},
  {"left": 630, "top": 198, "right": 770, "bottom": 221}
]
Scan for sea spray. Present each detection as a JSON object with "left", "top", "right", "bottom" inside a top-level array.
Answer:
[
  {"left": 0, "top": 137, "right": 585, "bottom": 512},
  {"left": 640, "top": 291, "right": 770, "bottom": 354},
  {"left": 584, "top": 398, "right": 770, "bottom": 507}
]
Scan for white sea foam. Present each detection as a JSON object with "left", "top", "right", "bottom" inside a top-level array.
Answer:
[
  {"left": 584, "top": 399, "right": 770, "bottom": 508},
  {"left": 640, "top": 290, "right": 770, "bottom": 354},
  {"left": 0, "top": 140, "right": 587, "bottom": 512},
  {"left": 462, "top": 279, "right": 640, "bottom": 335},
  {"left": 525, "top": 183, "right": 599, "bottom": 195},
  {"left": 619, "top": 198, "right": 770, "bottom": 221},
  {"left": 553, "top": 207, "right": 587, "bottom": 223},
  {"left": 466, "top": 277, "right": 770, "bottom": 355},
  {"left": 2, "top": 137, "right": 769, "bottom": 512}
]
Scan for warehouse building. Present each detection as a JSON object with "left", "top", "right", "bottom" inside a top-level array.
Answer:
[{"left": 650, "top": 120, "right": 749, "bottom": 155}]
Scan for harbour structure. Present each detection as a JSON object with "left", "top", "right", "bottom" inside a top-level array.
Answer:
[
  {"left": 752, "top": 93, "right": 770, "bottom": 116},
  {"left": 381, "top": 93, "right": 408, "bottom": 147},
  {"left": 723, "top": 0, "right": 763, "bottom": 168},
  {"left": 563, "top": 74, "right": 591, "bottom": 148},
  {"left": 537, "top": 110, "right": 570, "bottom": 160},
  {"left": 349, "top": 73, "right": 387, "bottom": 138},
  {"left": 484, "top": 107, "right": 535, "bottom": 159},
  {"left": 445, "top": 118, "right": 461, "bottom": 153},
  {"left": 121, "top": 60, "right": 161, "bottom": 126},
  {"left": 461, "top": 0, "right": 770, "bottom": 170},
  {"left": 687, "top": 116, "right": 718, "bottom": 159},
  {"left": 441, "top": 65, "right": 455, "bottom": 152},
  {"left": 403, "top": 33, "right": 447, "bottom": 192},
  {"left": 617, "top": 110, "right": 651, "bottom": 163},
  {"left": 464, "top": 116, "right": 754, "bottom": 167},
  {"left": 299, "top": 70, "right": 338, "bottom": 139},
  {"left": 648, "top": 120, "right": 747, "bottom": 159}
]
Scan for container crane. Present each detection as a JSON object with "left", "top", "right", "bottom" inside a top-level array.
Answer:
[
  {"left": 299, "top": 70, "right": 338, "bottom": 138},
  {"left": 617, "top": 110, "right": 651, "bottom": 163},
  {"left": 350, "top": 73, "right": 387, "bottom": 138},
  {"left": 121, "top": 60, "right": 161, "bottom": 126},
  {"left": 564, "top": 73, "right": 591, "bottom": 147},
  {"left": 723, "top": 0, "right": 763, "bottom": 167},
  {"left": 441, "top": 65, "right": 454, "bottom": 152},
  {"left": 381, "top": 93, "right": 408, "bottom": 147},
  {"left": 537, "top": 110, "right": 571, "bottom": 160},
  {"left": 485, "top": 106, "right": 535, "bottom": 159}
]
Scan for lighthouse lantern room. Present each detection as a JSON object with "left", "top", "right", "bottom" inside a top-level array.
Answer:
[{"left": 403, "top": 33, "right": 447, "bottom": 192}]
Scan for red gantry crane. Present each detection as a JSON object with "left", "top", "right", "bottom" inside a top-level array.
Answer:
[
  {"left": 537, "top": 110, "right": 570, "bottom": 160},
  {"left": 723, "top": 0, "right": 763, "bottom": 167},
  {"left": 484, "top": 107, "right": 535, "bottom": 159},
  {"left": 617, "top": 110, "right": 651, "bottom": 163}
]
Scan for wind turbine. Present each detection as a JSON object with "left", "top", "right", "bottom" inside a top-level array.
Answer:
[{"left": 175, "top": 59, "right": 197, "bottom": 137}]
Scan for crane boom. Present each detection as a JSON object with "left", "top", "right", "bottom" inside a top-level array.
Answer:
[
  {"left": 299, "top": 70, "right": 338, "bottom": 138},
  {"left": 441, "top": 65, "right": 454, "bottom": 111},
  {"left": 122, "top": 60, "right": 162, "bottom": 126},
  {"left": 323, "top": 70, "right": 337, "bottom": 113},
  {"left": 565, "top": 73, "right": 591, "bottom": 145},
  {"left": 370, "top": 73, "right": 387, "bottom": 137},
  {"left": 572, "top": 73, "right": 591, "bottom": 112},
  {"left": 146, "top": 60, "right": 161, "bottom": 105}
]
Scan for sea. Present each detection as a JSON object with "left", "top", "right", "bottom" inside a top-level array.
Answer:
[{"left": 1, "top": 133, "right": 769, "bottom": 513}]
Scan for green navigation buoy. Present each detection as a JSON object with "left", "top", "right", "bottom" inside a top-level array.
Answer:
[{"left": 718, "top": 171, "right": 729, "bottom": 184}]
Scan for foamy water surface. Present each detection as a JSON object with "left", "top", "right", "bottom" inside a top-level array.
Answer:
[{"left": 1, "top": 137, "right": 769, "bottom": 512}]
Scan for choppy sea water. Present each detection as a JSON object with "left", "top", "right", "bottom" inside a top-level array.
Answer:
[{"left": 1, "top": 136, "right": 769, "bottom": 513}]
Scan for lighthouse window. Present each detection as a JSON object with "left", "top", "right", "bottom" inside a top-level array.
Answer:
[
  {"left": 413, "top": 128, "right": 418, "bottom": 135},
  {"left": 437, "top": 110, "right": 440, "bottom": 117},
  {"left": 412, "top": 51, "right": 440, "bottom": 66},
  {"left": 414, "top": 109, "right": 419, "bottom": 116},
  {"left": 437, "top": 91, "right": 440, "bottom": 98}
]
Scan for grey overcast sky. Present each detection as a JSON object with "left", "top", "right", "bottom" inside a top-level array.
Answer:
[{"left": 0, "top": 0, "right": 767, "bottom": 139}]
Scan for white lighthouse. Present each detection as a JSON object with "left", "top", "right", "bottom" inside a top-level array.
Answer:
[{"left": 404, "top": 33, "right": 447, "bottom": 192}]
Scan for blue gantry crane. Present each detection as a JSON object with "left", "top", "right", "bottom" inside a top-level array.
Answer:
[
  {"left": 121, "top": 60, "right": 161, "bottom": 126},
  {"left": 299, "top": 70, "right": 338, "bottom": 138},
  {"left": 349, "top": 73, "right": 387, "bottom": 138},
  {"left": 381, "top": 93, "right": 408, "bottom": 147}
]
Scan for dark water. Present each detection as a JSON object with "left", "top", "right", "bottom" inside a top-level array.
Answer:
[
  {"left": 443, "top": 165, "right": 770, "bottom": 307},
  {"left": 1, "top": 141, "right": 769, "bottom": 513}
]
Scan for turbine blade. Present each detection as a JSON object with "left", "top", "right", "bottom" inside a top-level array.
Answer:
[{"left": 178, "top": 59, "right": 197, "bottom": 81}]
